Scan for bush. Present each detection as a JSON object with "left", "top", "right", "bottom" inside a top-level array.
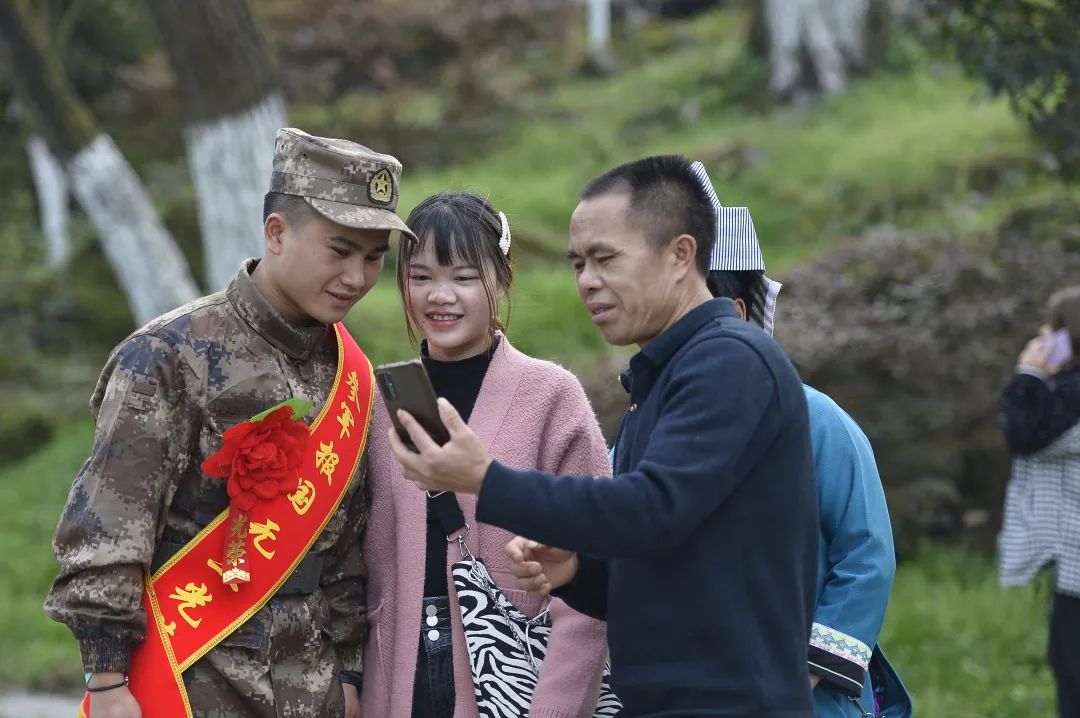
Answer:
[
  {"left": 778, "top": 199, "right": 1080, "bottom": 553},
  {"left": 0, "top": 399, "right": 55, "bottom": 464}
]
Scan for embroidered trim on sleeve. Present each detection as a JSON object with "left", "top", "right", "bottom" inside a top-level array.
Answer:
[{"left": 810, "top": 622, "right": 872, "bottom": 669}]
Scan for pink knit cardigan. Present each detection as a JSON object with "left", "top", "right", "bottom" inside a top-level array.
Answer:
[{"left": 360, "top": 335, "right": 612, "bottom": 718}]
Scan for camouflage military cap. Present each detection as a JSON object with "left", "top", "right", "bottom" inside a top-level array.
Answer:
[{"left": 270, "top": 128, "right": 416, "bottom": 240}]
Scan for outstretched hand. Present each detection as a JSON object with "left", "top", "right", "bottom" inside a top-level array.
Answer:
[
  {"left": 505, "top": 536, "right": 578, "bottom": 598},
  {"left": 388, "top": 398, "right": 493, "bottom": 495}
]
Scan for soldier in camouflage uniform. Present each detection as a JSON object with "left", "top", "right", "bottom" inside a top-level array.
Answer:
[{"left": 45, "top": 128, "right": 416, "bottom": 718}]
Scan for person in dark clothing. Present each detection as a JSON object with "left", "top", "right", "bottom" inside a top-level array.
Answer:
[
  {"left": 1000, "top": 286, "right": 1080, "bottom": 456},
  {"left": 999, "top": 285, "right": 1080, "bottom": 718},
  {"left": 387, "top": 156, "right": 820, "bottom": 718}
]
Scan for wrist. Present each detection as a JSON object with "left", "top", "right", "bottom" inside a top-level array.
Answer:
[
  {"left": 88, "top": 672, "right": 126, "bottom": 686},
  {"left": 86, "top": 672, "right": 129, "bottom": 692},
  {"left": 340, "top": 670, "right": 364, "bottom": 692},
  {"left": 1016, "top": 364, "right": 1050, "bottom": 380},
  {"left": 472, "top": 457, "right": 495, "bottom": 495}
]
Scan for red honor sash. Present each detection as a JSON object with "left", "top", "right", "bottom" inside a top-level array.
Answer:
[{"left": 80, "top": 323, "right": 372, "bottom": 717}]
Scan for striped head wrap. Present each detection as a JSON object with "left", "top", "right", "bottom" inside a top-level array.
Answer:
[{"left": 690, "top": 161, "right": 782, "bottom": 335}]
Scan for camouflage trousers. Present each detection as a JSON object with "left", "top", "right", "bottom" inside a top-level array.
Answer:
[{"left": 182, "top": 593, "right": 345, "bottom": 718}]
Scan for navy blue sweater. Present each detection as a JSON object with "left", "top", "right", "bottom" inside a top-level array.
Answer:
[
  {"left": 477, "top": 299, "right": 819, "bottom": 717},
  {"left": 1000, "top": 366, "right": 1080, "bottom": 456}
]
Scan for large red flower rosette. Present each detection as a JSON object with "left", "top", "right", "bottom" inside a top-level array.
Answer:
[{"left": 201, "top": 403, "right": 310, "bottom": 585}]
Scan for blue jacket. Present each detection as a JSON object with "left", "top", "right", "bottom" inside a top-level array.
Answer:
[
  {"left": 802, "top": 387, "right": 911, "bottom": 718},
  {"left": 478, "top": 298, "right": 819, "bottom": 717}
]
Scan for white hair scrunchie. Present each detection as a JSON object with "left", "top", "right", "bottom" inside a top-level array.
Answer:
[{"left": 498, "top": 211, "right": 511, "bottom": 256}]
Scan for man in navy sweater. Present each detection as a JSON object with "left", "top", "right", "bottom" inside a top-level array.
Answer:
[{"left": 389, "top": 155, "right": 819, "bottom": 717}]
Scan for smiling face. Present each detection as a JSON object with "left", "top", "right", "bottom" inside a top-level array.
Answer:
[
  {"left": 397, "top": 191, "right": 514, "bottom": 361},
  {"left": 568, "top": 191, "right": 687, "bottom": 348},
  {"left": 404, "top": 239, "right": 504, "bottom": 361},
  {"left": 258, "top": 209, "right": 390, "bottom": 325}
]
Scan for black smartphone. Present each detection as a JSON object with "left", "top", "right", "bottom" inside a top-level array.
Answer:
[{"left": 373, "top": 359, "right": 451, "bottom": 451}]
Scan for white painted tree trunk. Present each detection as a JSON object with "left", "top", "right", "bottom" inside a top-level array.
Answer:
[
  {"left": 826, "top": 0, "right": 870, "bottom": 67},
  {"left": 26, "top": 135, "right": 70, "bottom": 266},
  {"left": 765, "top": 0, "right": 871, "bottom": 97},
  {"left": 184, "top": 92, "right": 287, "bottom": 291},
  {"left": 67, "top": 134, "right": 200, "bottom": 325},
  {"left": 586, "top": 0, "right": 611, "bottom": 58}
]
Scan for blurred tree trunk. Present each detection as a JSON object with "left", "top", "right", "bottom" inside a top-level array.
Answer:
[
  {"left": 0, "top": 0, "right": 199, "bottom": 325},
  {"left": 758, "top": 0, "right": 890, "bottom": 100},
  {"left": 26, "top": 135, "right": 70, "bottom": 266},
  {"left": 147, "top": 0, "right": 287, "bottom": 291},
  {"left": 584, "top": 0, "right": 615, "bottom": 74}
]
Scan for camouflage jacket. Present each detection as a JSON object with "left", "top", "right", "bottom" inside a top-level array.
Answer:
[{"left": 45, "top": 260, "right": 369, "bottom": 675}]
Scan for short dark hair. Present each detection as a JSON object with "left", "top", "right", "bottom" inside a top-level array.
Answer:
[
  {"left": 398, "top": 191, "right": 514, "bottom": 348},
  {"left": 580, "top": 155, "right": 716, "bottom": 275},
  {"left": 707, "top": 269, "right": 766, "bottom": 326},
  {"left": 262, "top": 191, "right": 320, "bottom": 226}
]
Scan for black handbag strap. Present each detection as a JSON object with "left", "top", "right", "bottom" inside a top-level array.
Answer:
[{"left": 428, "top": 491, "right": 467, "bottom": 537}]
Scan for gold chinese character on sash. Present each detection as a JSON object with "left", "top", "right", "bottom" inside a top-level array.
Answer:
[
  {"left": 225, "top": 512, "right": 247, "bottom": 566},
  {"left": 346, "top": 371, "right": 360, "bottom": 407},
  {"left": 288, "top": 477, "right": 316, "bottom": 515},
  {"left": 206, "top": 560, "right": 240, "bottom": 592},
  {"left": 249, "top": 518, "right": 281, "bottom": 560},
  {"left": 222, "top": 511, "right": 250, "bottom": 585},
  {"left": 337, "top": 402, "right": 355, "bottom": 439},
  {"left": 163, "top": 621, "right": 176, "bottom": 637},
  {"left": 168, "top": 582, "right": 213, "bottom": 629},
  {"left": 315, "top": 441, "right": 340, "bottom": 485}
]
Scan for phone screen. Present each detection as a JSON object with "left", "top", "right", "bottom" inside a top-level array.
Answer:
[
  {"left": 1047, "top": 328, "right": 1073, "bottom": 370},
  {"left": 374, "top": 360, "right": 450, "bottom": 449}
]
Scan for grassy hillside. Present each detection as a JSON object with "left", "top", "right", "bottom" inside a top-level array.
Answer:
[
  {"left": 341, "top": 11, "right": 1065, "bottom": 367},
  {"left": 6, "top": 8, "right": 1066, "bottom": 389},
  {"left": 340, "top": 9, "right": 1074, "bottom": 367},
  {"left": 387, "top": 14, "right": 1042, "bottom": 271}
]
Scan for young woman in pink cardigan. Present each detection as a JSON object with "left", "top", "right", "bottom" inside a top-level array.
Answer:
[{"left": 361, "top": 191, "right": 613, "bottom": 718}]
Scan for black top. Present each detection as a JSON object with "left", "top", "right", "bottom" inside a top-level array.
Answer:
[
  {"left": 420, "top": 338, "right": 497, "bottom": 597},
  {"left": 477, "top": 299, "right": 819, "bottom": 717},
  {"left": 1000, "top": 365, "right": 1080, "bottom": 455}
]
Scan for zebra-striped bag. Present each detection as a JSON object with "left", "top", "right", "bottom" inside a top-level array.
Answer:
[{"left": 452, "top": 555, "right": 622, "bottom": 718}]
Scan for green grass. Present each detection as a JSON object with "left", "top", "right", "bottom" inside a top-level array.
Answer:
[
  {"left": 3, "top": 421, "right": 1060, "bottom": 713},
  {"left": 0, "top": 420, "right": 92, "bottom": 692},
  {"left": 882, "top": 548, "right": 1056, "bottom": 717}
]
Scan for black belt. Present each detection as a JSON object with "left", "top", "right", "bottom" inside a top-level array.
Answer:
[{"left": 150, "top": 540, "right": 324, "bottom": 596}]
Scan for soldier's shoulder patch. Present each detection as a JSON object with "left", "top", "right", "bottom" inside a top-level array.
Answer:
[
  {"left": 124, "top": 380, "right": 158, "bottom": 412},
  {"left": 368, "top": 168, "right": 393, "bottom": 205}
]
